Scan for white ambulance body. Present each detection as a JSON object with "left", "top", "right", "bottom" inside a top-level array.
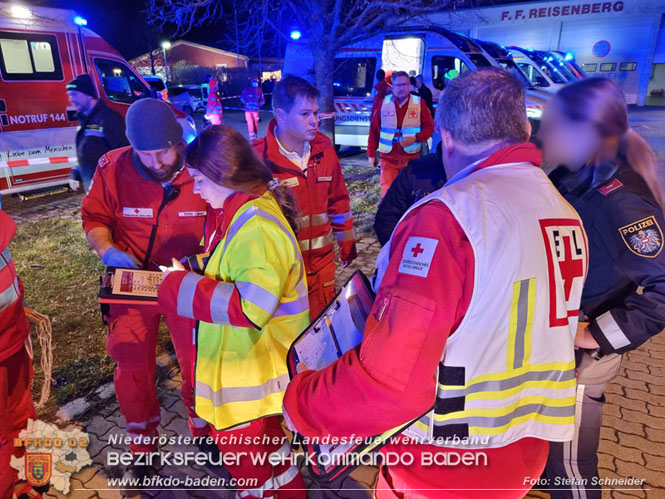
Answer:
[
  {"left": 0, "top": 3, "right": 196, "bottom": 196},
  {"left": 284, "top": 25, "right": 548, "bottom": 148}
]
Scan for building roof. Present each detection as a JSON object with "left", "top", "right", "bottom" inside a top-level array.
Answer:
[{"left": 129, "top": 39, "right": 248, "bottom": 64}]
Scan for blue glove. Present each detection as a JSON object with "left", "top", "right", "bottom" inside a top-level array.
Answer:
[{"left": 101, "top": 247, "right": 141, "bottom": 269}]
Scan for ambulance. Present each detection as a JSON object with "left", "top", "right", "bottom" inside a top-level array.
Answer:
[
  {"left": 284, "top": 25, "right": 549, "bottom": 148},
  {"left": 0, "top": 2, "right": 197, "bottom": 197},
  {"left": 509, "top": 46, "right": 571, "bottom": 91}
]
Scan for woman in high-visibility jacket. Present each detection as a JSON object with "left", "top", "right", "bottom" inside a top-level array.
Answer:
[{"left": 158, "top": 125, "right": 308, "bottom": 498}]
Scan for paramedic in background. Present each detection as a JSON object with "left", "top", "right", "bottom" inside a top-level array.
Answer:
[
  {"left": 253, "top": 74, "right": 357, "bottom": 318},
  {"left": 66, "top": 74, "right": 128, "bottom": 192},
  {"left": 205, "top": 74, "right": 223, "bottom": 125},
  {"left": 0, "top": 210, "right": 37, "bottom": 498},
  {"left": 368, "top": 70, "right": 434, "bottom": 197},
  {"left": 241, "top": 76, "right": 265, "bottom": 140},
  {"left": 542, "top": 78, "right": 665, "bottom": 499},
  {"left": 80, "top": 99, "right": 209, "bottom": 481},
  {"left": 371, "top": 69, "right": 390, "bottom": 115},
  {"left": 284, "top": 68, "right": 589, "bottom": 498}
]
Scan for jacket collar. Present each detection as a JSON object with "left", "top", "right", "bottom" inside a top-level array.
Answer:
[
  {"left": 446, "top": 142, "right": 542, "bottom": 186},
  {"left": 264, "top": 119, "right": 331, "bottom": 175}
]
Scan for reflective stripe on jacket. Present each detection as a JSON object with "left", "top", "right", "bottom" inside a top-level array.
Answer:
[{"left": 158, "top": 192, "right": 310, "bottom": 430}]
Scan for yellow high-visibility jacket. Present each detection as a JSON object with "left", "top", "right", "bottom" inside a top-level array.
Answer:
[{"left": 159, "top": 191, "right": 310, "bottom": 430}]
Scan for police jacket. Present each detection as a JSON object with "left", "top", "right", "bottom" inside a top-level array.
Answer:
[
  {"left": 73, "top": 100, "right": 128, "bottom": 179},
  {"left": 550, "top": 163, "right": 665, "bottom": 355},
  {"left": 373, "top": 142, "right": 446, "bottom": 246}
]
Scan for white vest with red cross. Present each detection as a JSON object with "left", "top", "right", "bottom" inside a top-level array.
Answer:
[
  {"left": 373, "top": 161, "right": 589, "bottom": 449},
  {"left": 378, "top": 94, "right": 422, "bottom": 154}
]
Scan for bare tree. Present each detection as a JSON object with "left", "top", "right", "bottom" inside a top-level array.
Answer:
[{"left": 146, "top": 0, "right": 466, "bottom": 137}]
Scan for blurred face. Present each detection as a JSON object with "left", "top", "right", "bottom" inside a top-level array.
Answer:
[
  {"left": 538, "top": 98, "right": 601, "bottom": 171},
  {"left": 188, "top": 167, "right": 235, "bottom": 209},
  {"left": 392, "top": 75, "right": 411, "bottom": 102},
  {"left": 67, "top": 90, "right": 95, "bottom": 114},
  {"left": 252, "top": 79, "right": 259, "bottom": 87},
  {"left": 415, "top": 76, "right": 423, "bottom": 88},
  {"left": 276, "top": 95, "right": 319, "bottom": 142},
  {"left": 135, "top": 144, "right": 184, "bottom": 182}
]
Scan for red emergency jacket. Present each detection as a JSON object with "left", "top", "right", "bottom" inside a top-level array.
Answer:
[
  {"left": 81, "top": 146, "right": 206, "bottom": 269},
  {"left": 283, "top": 144, "right": 548, "bottom": 496},
  {"left": 253, "top": 120, "right": 357, "bottom": 273},
  {"left": 0, "top": 210, "right": 30, "bottom": 362}
]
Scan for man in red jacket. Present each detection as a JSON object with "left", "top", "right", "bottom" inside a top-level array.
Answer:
[
  {"left": 368, "top": 70, "right": 434, "bottom": 197},
  {"left": 0, "top": 210, "right": 37, "bottom": 498},
  {"left": 284, "top": 69, "right": 587, "bottom": 497},
  {"left": 253, "top": 74, "right": 357, "bottom": 318},
  {"left": 81, "top": 99, "right": 208, "bottom": 478}
]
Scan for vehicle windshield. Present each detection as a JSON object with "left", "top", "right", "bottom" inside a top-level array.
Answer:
[
  {"left": 497, "top": 58, "right": 532, "bottom": 87},
  {"left": 467, "top": 53, "right": 492, "bottom": 68},
  {"left": 332, "top": 57, "right": 377, "bottom": 97},
  {"left": 94, "top": 58, "right": 151, "bottom": 103},
  {"left": 528, "top": 51, "right": 567, "bottom": 83},
  {"left": 146, "top": 78, "right": 166, "bottom": 91}
]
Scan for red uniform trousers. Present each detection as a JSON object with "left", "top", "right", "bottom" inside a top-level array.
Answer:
[
  {"left": 379, "top": 155, "right": 417, "bottom": 197},
  {"left": 245, "top": 111, "right": 260, "bottom": 140},
  {"left": 306, "top": 258, "right": 337, "bottom": 319},
  {"left": 106, "top": 303, "right": 206, "bottom": 454},
  {"left": 0, "top": 347, "right": 36, "bottom": 497},
  {"left": 209, "top": 416, "right": 306, "bottom": 498},
  {"left": 375, "top": 438, "right": 549, "bottom": 499}
]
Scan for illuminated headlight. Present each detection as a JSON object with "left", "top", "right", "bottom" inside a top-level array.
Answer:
[{"left": 527, "top": 106, "right": 543, "bottom": 120}]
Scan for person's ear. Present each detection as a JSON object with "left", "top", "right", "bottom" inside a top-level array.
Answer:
[
  {"left": 441, "top": 129, "right": 455, "bottom": 156},
  {"left": 525, "top": 119, "right": 532, "bottom": 142},
  {"left": 275, "top": 108, "right": 286, "bottom": 125}
]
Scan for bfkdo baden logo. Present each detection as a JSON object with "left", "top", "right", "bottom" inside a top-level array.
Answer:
[
  {"left": 25, "top": 453, "right": 52, "bottom": 487},
  {"left": 11, "top": 419, "right": 92, "bottom": 494}
]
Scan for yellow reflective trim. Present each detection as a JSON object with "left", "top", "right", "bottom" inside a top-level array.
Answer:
[
  {"left": 506, "top": 280, "right": 520, "bottom": 370},
  {"left": 469, "top": 413, "right": 576, "bottom": 436},
  {"left": 523, "top": 278, "right": 536, "bottom": 366},
  {"left": 414, "top": 420, "right": 430, "bottom": 432},
  {"left": 436, "top": 361, "right": 577, "bottom": 390},
  {"left": 462, "top": 378, "right": 577, "bottom": 402},
  {"left": 432, "top": 395, "right": 576, "bottom": 422}
]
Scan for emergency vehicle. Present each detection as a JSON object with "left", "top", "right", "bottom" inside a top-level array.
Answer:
[
  {"left": 284, "top": 26, "right": 549, "bottom": 148},
  {"left": 0, "top": 3, "right": 197, "bottom": 196},
  {"left": 509, "top": 46, "right": 571, "bottom": 91}
]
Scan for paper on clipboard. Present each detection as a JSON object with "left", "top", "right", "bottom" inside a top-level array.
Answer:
[{"left": 288, "top": 271, "right": 374, "bottom": 375}]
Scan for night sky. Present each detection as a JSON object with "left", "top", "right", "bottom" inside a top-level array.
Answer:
[{"left": 33, "top": 0, "right": 550, "bottom": 60}]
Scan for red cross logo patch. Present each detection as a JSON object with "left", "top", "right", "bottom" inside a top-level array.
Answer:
[
  {"left": 540, "top": 219, "right": 588, "bottom": 327},
  {"left": 408, "top": 109, "right": 418, "bottom": 119},
  {"left": 399, "top": 237, "right": 439, "bottom": 278}
]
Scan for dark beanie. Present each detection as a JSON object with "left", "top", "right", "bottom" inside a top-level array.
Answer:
[
  {"left": 125, "top": 99, "right": 183, "bottom": 151},
  {"left": 66, "top": 74, "right": 97, "bottom": 98}
]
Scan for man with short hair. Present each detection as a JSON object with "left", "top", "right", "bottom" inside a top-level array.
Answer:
[
  {"left": 81, "top": 99, "right": 208, "bottom": 479},
  {"left": 253, "top": 74, "right": 357, "bottom": 318},
  {"left": 66, "top": 73, "right": 128, "bottom": 192},
  {"left": 415, "top": 74, "right": 434, "bottom": 116},
  {"left": 368, "top": 70, "right": 434, "bottom": 197},
  {"left": 284, "top": 68, "right": 588, "bottom": 497}
]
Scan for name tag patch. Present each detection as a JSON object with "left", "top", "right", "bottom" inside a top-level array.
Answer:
[
  {"left": 179, "top": 211, "right": 206, "bottom": 217},
  {"left": 398, "top": 237, "right": 439, "bottom": 278},
  {"left": 318, "top": 176, "right": 333, "bottom": 182},
  {"left": 280, "top": 177, "right": 300, "bottom": 188},
  {"left": 123, "top": 207, "right": 153, "bottom": 218}
]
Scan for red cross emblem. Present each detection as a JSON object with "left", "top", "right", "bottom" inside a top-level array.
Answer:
[
  {"left": 409, "top": 110, "right": 417, "bottom": 118},
  {"left": 134, "top": 208, "right": 140, "bottom": 214},
  {"left": 558, "top": 235, "right": 584, "bottom": 301},
  {"left": 410, "top": 243, "right": 425, "bottom": 258}
]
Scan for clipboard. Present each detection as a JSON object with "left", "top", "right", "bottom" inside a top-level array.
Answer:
[
  {"left": 287, "top": 270, "right": 424, "bottom": 481},
  {"left": 98, "top": 267, "right": 161, "bottom": 305}
]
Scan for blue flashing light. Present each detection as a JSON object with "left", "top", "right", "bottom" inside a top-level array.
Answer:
[
  {"left": 564, "top": 52, "right": 575, "bottom": 61},
  {"left": 333, "top": 82, "right": 341, "bottom": 87},
  {"left": 290, "top": 30, "right": 302, "bottom": 40},
  {"left": 184, "top": 133, "right": 196, "bottom": 144},
  {"left": 74, "top": 16, "right": 87, "bottom": 26}
]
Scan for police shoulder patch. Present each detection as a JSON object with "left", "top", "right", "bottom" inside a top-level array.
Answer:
[{"left": 619, "top": 215, "right": 663, "bottom": 258}]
